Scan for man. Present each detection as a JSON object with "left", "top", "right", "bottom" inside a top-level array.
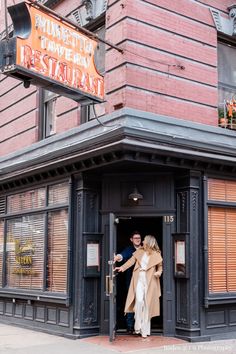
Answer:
[{"left": 114, "top": 231, "right": 142, "bottom": 334}]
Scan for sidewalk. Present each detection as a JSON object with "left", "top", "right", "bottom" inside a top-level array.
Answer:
[{"left": 0, "top": 323, "right": 235, "bottom": 354}]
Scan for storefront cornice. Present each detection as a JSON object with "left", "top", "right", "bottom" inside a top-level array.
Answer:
[
  {"left": 1, "top": 108, "right": 236, "bottom": 185},
  {"left": 204, "top": 295, "right": 236, "bottom": 307},
  {"left": 0, "top": 289, "right": 70, "bottom": 305}
]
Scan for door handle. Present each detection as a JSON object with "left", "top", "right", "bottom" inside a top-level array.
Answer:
[
  {"left": 105, "top": 275, "right": 114, "bottom": 296},
  {"left": 106, "top": 275, "right": 110, "bottom": 296}
]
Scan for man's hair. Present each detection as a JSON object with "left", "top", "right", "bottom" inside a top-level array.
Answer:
[{"left": 131, "top": 230, "right": 141, "bottom": 237}]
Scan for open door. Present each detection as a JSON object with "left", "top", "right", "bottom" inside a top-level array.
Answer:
[
  {"left": 105, "top": 213, "right": 117, "bottom": 342},
  {"left": 114, "top": 215, "right": 175, "bottom": 336},
  {"left": 115, "top": 216, "right": 163, "bottom": 333}
]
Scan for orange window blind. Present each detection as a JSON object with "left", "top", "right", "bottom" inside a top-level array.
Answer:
[
  {"left": 208, "top": 178, "right": 236, "bottom": 202},
  {"left": 47, "top": 209, "right": 68, "bottom": 293},
  {"left": 208, "top": 207, "right": 236, "bottom": 293}
]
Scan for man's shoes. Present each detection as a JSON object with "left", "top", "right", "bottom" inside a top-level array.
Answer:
[{"left": 127, "top": 328, "right": 134, "bottom": 334}]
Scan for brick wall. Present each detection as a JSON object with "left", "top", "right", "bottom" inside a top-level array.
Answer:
[
  {"left": 0, "top": 0, "right": 82, "bottom": 157},
  {"left": 105, "top": 0, "right": 226, "bottom": 125},
  {"left": 0, "top": 0, "right": 233, "bottom": 157}
]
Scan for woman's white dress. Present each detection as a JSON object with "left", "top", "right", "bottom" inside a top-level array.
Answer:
[{"left": 134, "top": 252, "right": 150, "bottom": 337}]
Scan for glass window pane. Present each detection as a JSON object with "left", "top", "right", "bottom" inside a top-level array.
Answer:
[
  {"left": 45, "top": 98, "right": 56, "bottom": 137},
  {"left": 218, "top": 43, "right": 236, "bottom": 109},
  {"left": 218, "top": 86, "right": 236, "bottom": 107},
  {"left": 6, "top": 215, "right": 44, "bottom": 290},
  {"left": 47, "top": 209, "right": 68, "bottom": 293},
  {"left": 7, "top": 188, "right": 46, "bottom": 213},
  {"left": 208, "top": 207, "right": 236, "bottom": 293},
  {"left": 218, "top": 43, "right": 236, "bottom": 86},
  {"left": 44, "top": 90, "right": 57, "bottom": 102},
  {"left": 48, "top": 182, "right": 69, "bottom": 206},
  {"left": 94, "top": 25, "right": 105, "bottom": 74}
]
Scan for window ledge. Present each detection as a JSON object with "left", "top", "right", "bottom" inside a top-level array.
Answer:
[
  {"left": 219, "top": 124, "right": 236, "bottom": 131},
  {"left": 204, "top": 294, "right": 236, "bottom": 308},
  {"left": 0, "top": 289, "right": 70, "bottom": 305}
]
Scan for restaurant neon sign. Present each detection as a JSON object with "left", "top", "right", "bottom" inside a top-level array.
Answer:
[{"left": 0, "top": 1, "right": 104, "bottom": 102}]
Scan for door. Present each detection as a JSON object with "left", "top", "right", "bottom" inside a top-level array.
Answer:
[
  {"left": 115, "top": 216, "right": 163, "bottom": 333},
  {"left": 106, "top": 213, "right": 117, "bottom": 342},
  {"left": 114, "top": 215, "right": 176, "bottom": 336}
]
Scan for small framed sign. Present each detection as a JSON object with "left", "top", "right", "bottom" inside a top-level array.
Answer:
[
  {"left": 83, "top": 234, "right": 102, "bottom": 277},
  {"left": 87, "top": 243, "right": 99, "bottom": 267},
  {"left": 172, "top": 233, "right": 189, "bottom": 278}
]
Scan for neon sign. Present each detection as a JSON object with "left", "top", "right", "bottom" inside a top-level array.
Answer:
[{"left": 0, "top": 1, "right": 104, "bottom": 102}]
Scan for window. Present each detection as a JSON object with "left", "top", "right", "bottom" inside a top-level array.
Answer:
[
  {"left": 218, "top": 42, "right": 236, "bottom": 129},
  {"left": 93, "top": 25, "right": 105, "bottom": 75},
  {"left": 6, "top": 215, "right": 45, "bottom": 290},
  {"left": 208, "top": 178, "right": 236, "bottom": 293},
  {"left": 47, "top": 210, "right": 68, "bottom": 292},
  {"left": 218, "top": 42, "right": 236, "bottom": 105},
  {"left": 81, "top": 22, "right": 106, "bottom": 123},
  {"left": 0, "top": 182, "right": 69, "bottom": 295},
  {"left": 39, "top": 89, "right": 58, "bottom": 139}
]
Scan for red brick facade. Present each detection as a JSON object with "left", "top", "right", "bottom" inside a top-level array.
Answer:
[{"left": 0, "top": 0, "right": 230, "bottom": 155}]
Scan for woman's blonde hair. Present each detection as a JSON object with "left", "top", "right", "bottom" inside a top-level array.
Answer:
[{"left": 144, "top": 235, "right": 160, "bottom": 254}]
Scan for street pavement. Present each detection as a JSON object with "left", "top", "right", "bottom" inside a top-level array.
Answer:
[{"left": 0, "top": 323, "right": 235, "bottom": 354}]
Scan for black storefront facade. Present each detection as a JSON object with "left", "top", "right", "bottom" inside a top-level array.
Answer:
[{"left": 0, "top": 108, "right": 236, "bottom": 341}]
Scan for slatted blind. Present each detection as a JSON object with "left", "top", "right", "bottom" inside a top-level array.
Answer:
[
  {"left": 208, "top": 178, "right": 236, "bottom": 293},
  {"left": 48, "top": 182, "right": 69, "bottom": 206},
  {"left": 7, "top": 188, "right": 46, "bottom": 213},
  {"left": 208, "top": 179, "right": 226, "bottom": 201},
  {"left": 47, "top": 210, "right": 68, "bottom": 293},
  {"left": 6, "top": 215, "right": 44, "bottom": 290},
  {"left": 226, "top": 209, "right": 236, "bottom": 291},
  {"left": 1, "top": 181, "right": 69, "bottom": 293},
  {"left": 208, "top": 178, "right": 236, "bottom": 202},
  {"left": 208, "top": 208, "right": 227, "bottom": 292},
  {"left": 208, "top": 207, "right": 236, "bottom": 293}
]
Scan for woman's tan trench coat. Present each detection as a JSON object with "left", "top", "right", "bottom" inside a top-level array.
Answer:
[{"left": 121, "top": 248, "right": 163, "bottom": 319}]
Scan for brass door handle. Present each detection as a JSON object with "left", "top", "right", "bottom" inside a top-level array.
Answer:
[{"left": 105, "top": 275, "right": 114, "bottom": 296}]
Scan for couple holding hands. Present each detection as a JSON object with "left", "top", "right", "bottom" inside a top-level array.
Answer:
[{"left": 114, "top": 232, "right": 162, "bottom": 339}]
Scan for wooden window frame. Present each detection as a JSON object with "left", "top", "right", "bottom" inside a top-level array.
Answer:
[
  {"left": 218, "top": 37, "right": 236, "bottom": 104},
  {"left": 218, "top": 38, "right": 236, "bottom": 129},
  {"left": 0, "top": 180, "right": 71, "bottom": 304},
  {"left": 38, "top": 88, "right": 58, "bottom": 140},
  {"left": 205, "top": 177, "right": 236, "bottom": 306},
  {"left": 80, "top": 15, "right": 106, "bottom": 124}
]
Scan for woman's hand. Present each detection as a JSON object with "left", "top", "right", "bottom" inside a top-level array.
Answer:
[
  {"left": 114, "top": 266, "right": 124, "bottom": 272},
  {"left": 154, "top": 271, "right": 161, "bottom": 278}
]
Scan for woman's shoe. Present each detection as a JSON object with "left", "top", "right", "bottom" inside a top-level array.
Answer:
[{"left": 141, "top": 335, "right": 147, "bottom": 338}]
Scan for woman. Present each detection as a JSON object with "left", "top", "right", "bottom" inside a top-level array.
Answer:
[{"left": 115, "top": 235, "right": 162, "bottom": 338}]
